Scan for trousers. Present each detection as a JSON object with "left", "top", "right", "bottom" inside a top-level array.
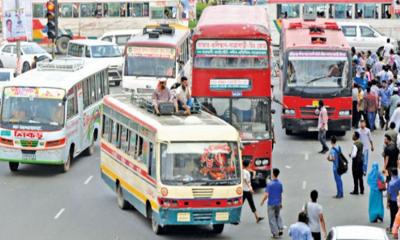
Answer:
[
  {"left": 318, "top": 129, "right": 328, "bottom": 150},
  {"left": 267, "top": 205, "right": 283, "bottom": 236}
]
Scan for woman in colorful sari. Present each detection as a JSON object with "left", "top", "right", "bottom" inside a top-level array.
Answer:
[{"left": 367, "top": 162, "right": 385, "bottom": 222}]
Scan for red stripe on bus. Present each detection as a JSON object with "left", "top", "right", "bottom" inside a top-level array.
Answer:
[
  {"left": 101, "top": 142, "right": 157, "bottom": 186},
  {"left": 103, "top": 96, "right": 157, "bottom": 132}
]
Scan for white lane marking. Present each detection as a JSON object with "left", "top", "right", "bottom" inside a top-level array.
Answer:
[
  {"left": 304, "top": 153, "right": 309, "bottom": 161},
  {"left": 84, "top": 175, "right": 93, "bottom": 185},
  {"left": 285, "top": 165, "right": 291, "bottom": 169},
  {"left": 302, "top": 181, "right": 307, "bottom": 190},
  {"left": 54, "top": 208, "right": 65, "bottom": 220}
]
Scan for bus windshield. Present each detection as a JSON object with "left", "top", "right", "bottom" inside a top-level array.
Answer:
[
  {"left": 1, "top": 87, "right": 65, "bottom": 130},
  {"left": 194, "top": 39, "right": 269, "bottom": 69},
  {"left": 201, "top": 98, "right": 271, "bottom": 140},
  {"left": 286, "top": 51, "right": 349, "bottom": 88},
  {"left": 124, "top": 46, "right": 176, "bottom": 77},
  {"left": 161, "top": 142, "right": 241, "bottom": 186}
]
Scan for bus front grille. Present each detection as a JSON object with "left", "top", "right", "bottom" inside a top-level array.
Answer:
[
  {"left": 192, "top": 188, "right": 213, "bottom": 199},
  {"left": 192, "top": 212, "right": 213, "bottom": 222}
]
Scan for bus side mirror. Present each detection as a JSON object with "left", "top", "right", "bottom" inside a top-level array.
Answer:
[
  {"left": 271, "top": 109, "right": 276, "bottom": 114},
  {"left": 62, "top": 96, "right": 67, "bottom": 104}
]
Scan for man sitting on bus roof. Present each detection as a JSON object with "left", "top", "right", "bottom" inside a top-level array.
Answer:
[
  {"left": 152, "top": 78, "right": 178, "bottom": 116},
  {"left": 176, "top": 76, "right": 193, "bottom": 115}
]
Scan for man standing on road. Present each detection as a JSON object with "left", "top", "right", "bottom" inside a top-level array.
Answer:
[
  {"left": 242, "top": 160, "right": 264, "bottom": 223},
  {"left": 261, "top": 168, "right": 284, "bottom": 239},
  {"left": 364, "top": 87, "right": 379, "bottom": 131},
  {"left": 387, "top": 169, "right": 400, "bottom": 232},
  {"left": 288, "top": 212, "right": 313, "bottom": 240},
  {"left": 357, "top": 120, "right": 374, "bottom": 175},
  {"left": 383, "top": 134, "right": 399, "bottom": 183},
  {"left": 350, "top": 131, "right": 365, "bottom": 195},
  {"left": 304, "top": 190, "right": 327, "bottom": 240},
  {"left": 316, "top": 100, "right": 329, "bottom": 154},
  {"left": 327, "top": 136, "right": 344, "bottom": 198}
]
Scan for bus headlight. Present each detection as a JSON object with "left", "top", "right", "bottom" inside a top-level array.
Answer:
[
  {"left": 255, "top": 159, "right": 262, "bottom": 166},
  {"left": 339, "top": 110, "right": 350, "bottom": 116},
  {"left": 262, "top": 159, "right": 269, "bottom": 166},
  {"left": 284, "top": 109, "right": 295, "bottom": 115}
]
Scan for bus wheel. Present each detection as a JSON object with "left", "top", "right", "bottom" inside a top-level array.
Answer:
[
  {"left": 0, "top": 61, "right": 4, "bottom": 68},
  {"left": 335, "top": 131, "right": 346, "bottom": 137},
  {"left": 148, "top": 205, "right": 163, "bottom": 235},
  {"left": 22, "top": 62, "right": 30, "bottom": 73},
  {"left": 212, "top": 224, "right": 224, "bottom": 234},
  {"left": 115, "top": 81, "right": 121, "bottom": 87},
  {"left": 9, "top": 162, "right": 19, "bottom": 172},
  {"left": 84, "top": 140, "right": 95, "bottom": 156},
  {"left": 60, "top": 153, "right": 71, "bottom": 173},
  {"left": 116, "top": 183, "right": 130, "bottom": 210}
]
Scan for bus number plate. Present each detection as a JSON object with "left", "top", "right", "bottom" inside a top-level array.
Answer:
[{"left": 22, "top": 153, "right": 36, "bottom": 161}]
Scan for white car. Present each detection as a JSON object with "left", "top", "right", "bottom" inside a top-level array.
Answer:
[
  {"left": 66, "top": 39, "right": 124, "bottom": 86},
  {"left": 0, "top": 42, "right": 52, "bottom": 73},
  {"left": 338, "top": 22, "right": 398, "bottom": 55},
  {"left": 99, "top": 29, "right": 142, "bottom": 53},
  {"left": 327, "top": 226, "right": 389, "bottom": 240}
]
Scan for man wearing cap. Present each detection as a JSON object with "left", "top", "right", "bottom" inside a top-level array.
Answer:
[{"left": 152, "top": 79, "right": 178, "bottom": 115}]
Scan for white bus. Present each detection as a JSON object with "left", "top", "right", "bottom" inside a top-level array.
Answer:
[
  {"left": 122, "top": 24, "right": 191, "bottom": 92},
  {"left": 0, "top": 59, "right": 109, "bottom": 172},
  {"left": 101, "top": 93, "right": 243, "bottom": 234}
]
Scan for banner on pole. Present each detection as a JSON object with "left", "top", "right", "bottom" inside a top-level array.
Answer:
[{"left": 2, "top": 0, "right": 32, "bottom": 42}]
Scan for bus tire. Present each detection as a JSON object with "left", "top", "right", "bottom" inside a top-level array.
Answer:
[
  {"left": 84, "top": 132, "right": 96, "bottom": 156},
  {"left": 285, "top": 129, "right": 293, "bottom": 135},
  {"left": 56, "top": 36, "right": 71, "bottom": 55},
  {"left": 335, "top": 131, "right": 346, "bottom": 137},
  {"left": 115, "top": 81, "right": 121, "bottom": 87},
  {"left": 60, "top": 151, "right": 72, "bottom": 173},
  {"left": 0, "top": 61, "right": 4, "bottom": 68},
  {"left": 212, "top": 224, "right": 224, "bottom": 234},
  {"left": 147, "top": 204, "right": 163, "bottom": 235},
  {"left": 9, "top": 162, "right": 19, "bottom": 172},
  {"left": 377, "top": 46, "right": 384, "bottom": 57},
  {"left": 116, "top": 183, "right": 130, "bottom": 210}
]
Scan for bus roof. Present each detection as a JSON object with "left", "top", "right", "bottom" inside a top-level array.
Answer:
[
  {"left": 281, "top": 18, "right": 350, "bottom": 51},
  {"left": 7, "top": 59, "right": 108, "bottom": 90},
  {"left": 194, "top": 5, "right": 271, "bottom": 39},
  {"left": 103, "top": 94, "right": 239, "bottom": 142},
  {"left": 126, "top": 28, "right": 190, "bottom": 48}
]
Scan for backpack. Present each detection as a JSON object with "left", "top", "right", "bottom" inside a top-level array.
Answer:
[{"left": 333, "top": 146, "right": 348, "bottom": 175}]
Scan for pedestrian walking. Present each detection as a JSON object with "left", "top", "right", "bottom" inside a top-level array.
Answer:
[
  {"left": 386, "top": 122, "right": 398, "bottom": 146},
  {"left": 261, "top": 168, "right": 284, "bottom": 239},
  {"left": 379, "top": 80, "right": 392, "bottom": 130},
  {"left": 364, "top": 87, "right": 379, "bottom": 131},
  {"left": 350, "top": 131, "right": 365, "bottom": 195},
  {"left": 387, "top": 169, "right": 400, "bottom": 231},
  {"left": 391, "top": 193, "right": 400, "bottom": 238},
  {"left": 357, "top": 120, "right": 374, "bottom": 175},
  {"left": 288, "top": 212, "right": 313, "bottom": 240},
  {"left": 352, "top": 84, "right": 360, "bottom": 128},
  {"left": 242, "top": 160, "right": 264, "bottom": 223},
  {"left": 315, "top": 100, "right": 329, "bottom": 154},
  {"left": 304, "top": 190, "right": 327, "bottom": 240},
  {"left": 367, "top": 162, "right": 385, "bottom": 223},
  {"left": 389, "top": 88, "right": 400, "bottom": 118},
  {"left": 327, "top": 136, "right": 344, "bottom": 198},
  {"left": 390, "top": 104, "right": 400, "bottom": 133},
  {"left": 383, "top": 134, "right": 399, "bottom": 182}
]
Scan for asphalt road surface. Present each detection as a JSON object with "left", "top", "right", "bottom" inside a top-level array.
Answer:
[{"left": 0, "top": 84, "right": 393, "bottom": 240}]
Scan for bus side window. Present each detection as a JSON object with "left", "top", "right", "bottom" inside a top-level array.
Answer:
[
  {"left": 136, "top": 136, "right": 144, "bottom": 162},
  {"left": 120, "top": 126, "right": 129, "bottom": 152},
  {"left": 95, "top": 72, "right": 101, "bottom": 101},
  {"left": 66, "top": 89, "right": 78, "bottom": 119},
  {"left": 111, "top": 122, "right": 120, "bottom": 147},
  {"left": 148, "top": 142, "right": 156, "bottom": 179},
  {"left": 102, "top": 70, "right": 109, "bottom": 95},
  {"left": 128, "top": 131, "right": 137, "bottom": 157},
  {"left": 102, "top": 115, "right": 110, "bottom": 141},
  {"left": 83, "top": 78, "right": 90, "bottom": 109},
  {"left": 89, "top": 76, "right": 96, "bottom": 105}
]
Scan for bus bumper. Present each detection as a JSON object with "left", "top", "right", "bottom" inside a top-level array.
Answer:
[
  {"left": 282, "top": 118, "right": 351, "bottom": 132},
  {"left": 156, "top": 207, "right": 242, "bottom": 226},
  {"left": 0, "top": 147, "right": 65, "bottom": 165}
]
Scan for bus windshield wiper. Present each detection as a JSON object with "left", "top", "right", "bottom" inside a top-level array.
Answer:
[{"left": 304, "top": 75, "right": 328, "bottom": 85}]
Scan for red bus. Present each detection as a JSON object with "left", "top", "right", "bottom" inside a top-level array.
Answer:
[
  {"left": 279, "top": 17, "right": 352, "bottom": 135},
  {"left": 192, "top": 5, "right": 273, "bottom": 186}
]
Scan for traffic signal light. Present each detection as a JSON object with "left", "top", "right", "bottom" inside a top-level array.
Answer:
[{"left": 46, "top": 0, "right": 58, "bottom": 40}]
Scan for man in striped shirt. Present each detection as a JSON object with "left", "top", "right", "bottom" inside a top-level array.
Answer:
[{"left": 316, "top": 100, "right": 329, "bottom": 154}]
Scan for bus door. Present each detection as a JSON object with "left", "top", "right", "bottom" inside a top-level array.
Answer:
[{"left": 76, "top": 82, "right": 85, "bottom": 152}]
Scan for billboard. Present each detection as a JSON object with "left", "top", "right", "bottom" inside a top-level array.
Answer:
[{"left": 2, "top": 0, "right": 32, "bottom": 42}]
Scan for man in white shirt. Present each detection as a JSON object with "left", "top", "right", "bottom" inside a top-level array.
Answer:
[
  {"left": 242, "top": 160, "right": 264, "bottom": 223},
  {"left": 176, "top": 76, "right": 192, "bottom": 115},
  {"left": 357, "top": 120, "right": 374, "bottom": 175},
  {"left": 304, "top": 190, "right": 327, "bottom": 240},
  {"left": 383, "top": 38, "right": 395, "bottom": 64},
  {"left": 315, "top": 100, "right": 329, "bottom": 153}
]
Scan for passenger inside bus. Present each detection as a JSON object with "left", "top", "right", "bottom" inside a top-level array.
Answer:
[
  {"left": 52, "top": 105, "right": 65, "bottom": 125},
  {"left": 10, "top": 109, "right": 27, "bottom": 122}
]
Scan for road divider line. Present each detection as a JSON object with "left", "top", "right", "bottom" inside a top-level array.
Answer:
[
  {"left": 285, "top": 165, "right": 291, "bottom": 169},
  {"left": 302, "top": 181, "right": 307, "bottom": 190},
  {"left": 304, "top": 153, "right": 309, "bottom": 161},
  {"left": 54, "top": 208, "right": 65, "bottom": 220},
  {"left": 84, "top": 175, "right": 93, "bottom": 185}
]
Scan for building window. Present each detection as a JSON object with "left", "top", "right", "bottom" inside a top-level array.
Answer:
[
  {"left": 104, "top": 3, "right": 124, "bottom": 17},
  {"left": 151, "top": 6, "right": 177, "bottom": 19},
  {"left": 277, "top": 4, "right": 300, "bottom": 18},
  {"left": 381, "top": 4, "right": 392, "bottom": 19},
  {"left": 356, "top": 4, "right": 378, "bottom": 19},
  {"left": 33, "top": 3, "right": 46, "bottom": 18},
  {"left": 73, "top": 3, "right": 80, "bottom": 18},
  {"left": 60, "top": 3, "right": 73, "bottom": 18}
]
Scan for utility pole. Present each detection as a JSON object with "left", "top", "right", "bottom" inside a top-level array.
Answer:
[{"left": 15, "top": 0, "right": 21, "bottom": 76}]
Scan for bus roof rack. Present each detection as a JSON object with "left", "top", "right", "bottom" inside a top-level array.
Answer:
[
  {"left": 37, "top": 59, "right": 85, "bottom": 72},
  {"left": 143, "top": 24, "right": 175, "bottom": 39}
]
